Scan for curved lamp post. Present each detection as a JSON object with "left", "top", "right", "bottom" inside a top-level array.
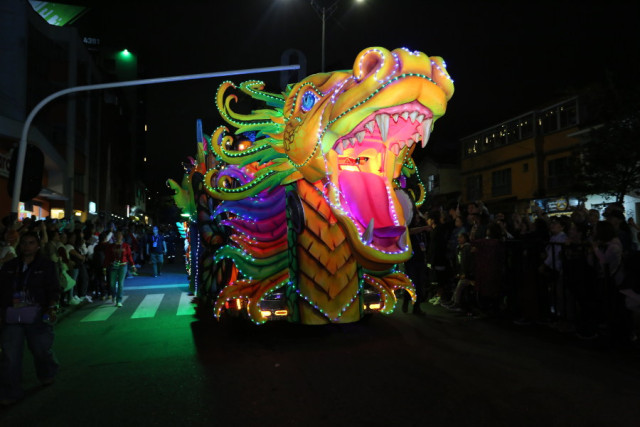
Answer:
[{"left": 11, "top": 64, "right": 300, "bottom": 216}]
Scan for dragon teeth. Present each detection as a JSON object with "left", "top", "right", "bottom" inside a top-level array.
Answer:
[
  {"left": 392, "top": 113, "right": 400, "bottom": 123},
  {"left": 395, "top": 188, "right": 413, "bottom": 225},
  {"left": 409, "top": 111, "right": 418, "bottom": 123},
  {"left": 365, "top": 121, "right": 375, "bottom": 133},
  {"left": 375, "top": 113, "right": 390, "bottom": 142},
  {"left": 356, "top": 131, "right": 365, "bottom": 142},
  {"left": 335, "top": 143, "right": 344, "bottom": 155},
  {"left": 421, "top": 118, "right": 433, "bottom": 148},
  {"left": 401, "top": 111, "right": 409, "bottom": 121},
  {"left": 363, "top": 218, "right": 374, "bottom": 245},
  {"left": 398, "top": 229, "right": 408, "bottom": 250}
]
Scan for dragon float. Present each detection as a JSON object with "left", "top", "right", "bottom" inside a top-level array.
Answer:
[{"left": 168, "top": 47, "right": 454, "bottom": 324}]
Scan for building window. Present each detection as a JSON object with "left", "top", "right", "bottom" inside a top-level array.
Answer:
[
  {"left": 559, "top": 101, "right": 578, "bottom": 128},
  {"left": 461, "top": 113, "right": 535, "bottom": 158},
  {"left": 463, "top": 137, "right": 480, "bottom": 157},
  {"left": 547, "top": 157, "right": 572, "bottom": 191},
  {"left": 466, "top": 175, "right": 483, "bottom": 201},
  {"left": 538, "top": 109, "right": 558, "bottom": 134},
  {"left": 539, "top": 98, "right": 578, "bottom": 135},
  {"left": 491, "top": 168, "right": 512, "bottom": 197}
]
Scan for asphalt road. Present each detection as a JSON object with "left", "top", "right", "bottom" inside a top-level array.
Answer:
[{"left": 1, "top": 260, "right": 639, "bottom": 426}]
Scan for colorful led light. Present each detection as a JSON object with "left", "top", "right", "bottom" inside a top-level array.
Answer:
[{"left": 170, "top": 47, "right": 454, "bottom": 324}]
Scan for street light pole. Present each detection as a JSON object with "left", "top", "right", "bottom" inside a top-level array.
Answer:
[
  {"left": 10, "top": 64, "right": 300, "bottom": 217},
  {"left": 310, "top": 0, "right": 340, "bottom": 73},
  {"left": 321, "top": 5, "right": 326, "bottom": 72}
]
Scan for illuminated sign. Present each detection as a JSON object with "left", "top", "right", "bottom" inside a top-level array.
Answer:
[
  {"left": 89, "top": 201, "right": 97, "bottom": 214},
  {"left": 29, "top": 1, "right": 87, "bottom": 26},
  {"left": 531, "top": 197, "right": 580, "bottom": 213}
]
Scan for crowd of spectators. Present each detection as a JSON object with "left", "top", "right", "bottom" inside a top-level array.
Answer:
[
  {"left": 2, "top": 204, "right": 639, "bottom": 349},
  {"left": 0, "top": 216, "right": 182, "bottom": 311},
  {"left": 404, "top": 200, "right": 640, "bottom": 347}
]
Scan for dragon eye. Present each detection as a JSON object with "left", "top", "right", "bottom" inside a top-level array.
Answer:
[{"left": 301, "top": 91, "right": 317, "bottom": 112}]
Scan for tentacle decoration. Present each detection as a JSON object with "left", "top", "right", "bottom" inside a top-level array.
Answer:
[
  {"left": 205, "top": 131, "right": 294, "bottom": 322},
  {"left": 214, "top": 245, "right": 288, "bottom": 283},
  {"left": 363, "top": 271, "right": 416, "bottom": 314},
  {"left": 214, "top": 270, "right": 290, "bottom": 324},
  {"left": 216, "top": 82, "right": 285, "bottom": 137},
  {"left": 238, "top": 80, "right": 286, "bottom": 108},
  {"left": 213, "top": 188, "right": 287, "bottom": 221},
  {"left": 207, "top": 127, "right": 288, "bottom": 169}
]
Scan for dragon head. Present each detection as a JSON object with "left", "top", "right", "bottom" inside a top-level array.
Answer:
[
  {"left": 189, "top": 46, "right": 455, "bottom": 323},
  {"left": 282, "top": 47, "right": 454, "bottom": 268}
]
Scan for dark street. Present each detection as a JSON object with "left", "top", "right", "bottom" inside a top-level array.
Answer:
[{"left": 1, "top": 261, "right": 638, "bottom": 426}]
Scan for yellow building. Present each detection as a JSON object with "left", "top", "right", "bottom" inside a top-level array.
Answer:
[{"left": 460, "top": 97, "right": 581, "bottom": 215}]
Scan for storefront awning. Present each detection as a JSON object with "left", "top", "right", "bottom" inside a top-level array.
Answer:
[{"left": 37, "top": 187, "right": 68, "bottom": 201}]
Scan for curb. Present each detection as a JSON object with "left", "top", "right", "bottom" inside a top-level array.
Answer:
[{"left": 55, "top": 300, "right": 88, "bottom": 323}]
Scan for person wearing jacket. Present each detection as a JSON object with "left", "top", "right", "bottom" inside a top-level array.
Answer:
[
  {"left": 0, "top": 231, "right": 61, "bottom": 405},
  {"left": 103, "top": 231, "right": 136, "bottom": 307}
]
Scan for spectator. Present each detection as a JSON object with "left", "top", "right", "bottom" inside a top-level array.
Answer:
[
  {"left": 604, "top": 209, "right": 632, "bottom": 257},
  {"left": 0, "top": 231, "right": 61, "bottom": 405},
  {"left": 72, "top": 230, "right": 91, "bottom": 303},
  {"left": 0, "top": 230, "right": 19, "bottom": 268},
  {"left": 146, "top": 226, "right": 167, "bottom": 277},
  {"left": 65, "top": 231, "right": 86, "bottom": 304},
  {"left": 122, "top": 227, "right": 136, "bottom": 279},
  {"left": 446, "top": 215, "right": 465, "bottom": 272},
  {"left": 496, "top": 217, "right": 514, "bottom": 240},
  {"left": 537, "top": 217, "right": 569, "bottom": 320},
  {"left": 589, "top": 220, "right": 630, "bottom": 340},
  {"left": 135, "top": 224, "right": 147, "bottom": 267},
  {"left": 469, "top": 211, "right": 489, "bottom": 242},
  {"left": 57, "top": 232, "right": 78, "bottom": 306},
  {"left": 541, "top": 218, "right": 568, "bottom": 273},
  {"left": 471, "top": 222, "right": 505, "bottom": 312},
  {"left": 466, "top": 202, "right": 479, "bottom": 216},
  {"left": 443, "top": 232, "right": 474, "bottom": 313},
  {"left": 91, "top": 231, "right": 112, "bottom": 300},
  {"left": 587, "top": 209, "right": 600, "bottom": 228},
  {"left": 403, "top": 207, "right": 429, "bottom": 315},
  {"left": 426, "top": 210, "right": 450, "bottom": 305},
  {"left": 103, "top": 231, "right": 136, "bottom": 307},
  {"left": 590, "top": 221, "right": 624, "bottom": 285}
]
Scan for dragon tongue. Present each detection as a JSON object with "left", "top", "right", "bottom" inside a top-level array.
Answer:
[{"left": 338, "top": 171, "right": 395, "bottom": 231}]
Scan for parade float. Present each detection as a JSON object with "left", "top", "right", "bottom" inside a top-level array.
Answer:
[{"left": 168, "top": 47, "right": 454, "bottom": 324}]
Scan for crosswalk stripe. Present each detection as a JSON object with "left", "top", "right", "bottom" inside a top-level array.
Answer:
[
  {"left": 80, "top": 296, "right": 129, "bottom": 322},
  {"left": 131, "top": 294, "right": 164, "bottom": 319},
  {"left": 126, "top": 284, "right": 188, "bottom": 290},
  {"left": 177, "top": 292, "right": 196, "bottom": 316}
]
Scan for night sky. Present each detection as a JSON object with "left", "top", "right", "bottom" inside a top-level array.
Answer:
[{"left": 71, "top": 0, "right": 639, "bottom": 193}]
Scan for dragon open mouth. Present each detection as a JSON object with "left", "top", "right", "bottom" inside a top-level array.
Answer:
[{"left": 329, "top": 101, "right": 433, "bottom": 253}]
